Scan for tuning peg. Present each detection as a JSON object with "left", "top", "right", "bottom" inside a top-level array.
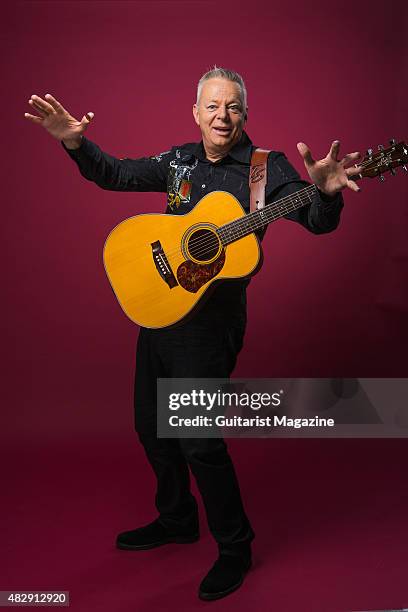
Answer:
[
  {"left": 379, "top": 174, "right": 385, "bottom": 181},
  {"left": 389, "top": 138, "right": 396, "bottom": 145},
  {"left": 367, "top": 148, "right": 373, "bottom": 156},
  {"left": 378, "top": 144, "right": 384, "bottom": 151}
]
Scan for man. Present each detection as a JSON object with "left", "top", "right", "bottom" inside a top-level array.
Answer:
[{"left": 25, "top": 67, "right": 361, "bottom": 601}]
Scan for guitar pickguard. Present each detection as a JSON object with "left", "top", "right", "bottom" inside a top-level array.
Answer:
[{"left": 177, "top": 251, "right": 226, "bottom": 293}]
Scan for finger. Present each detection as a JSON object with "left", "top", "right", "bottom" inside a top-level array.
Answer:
[
  {"left": 347, "top": 179, "right": 361, "bottom": 192},
  {"left": 81, "top": 112, "right": 94, "bottom": 125},
  {"left": 28, "top": 99, "right": 48, "bottom": 117},
  {"left": 329, "top": 140, "right": 340, "bottom": 161},
  {"left": 30, "top": 94, "right": 56, "bottom": 115},
  {"left": 345, "top": 165, "right": 363, "bottom": 177},
  {"left": 297, "top": 142, "right": 315, "bottom": 167},
  {"left": 24, "top": 112, "right": 43, "bottom": 124},
  {"left": 341, "top": 152, "right": 361, "bottom": 166},
  {"left": 44, "top": 93, "right": 66, "bottom": 113}
]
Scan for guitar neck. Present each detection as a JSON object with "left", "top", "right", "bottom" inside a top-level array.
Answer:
[
  {"left": 218, "top": 183, "right": 319, "bottom": 245},
  {"left": 217, "top": 138, "right": 408, "bottom": 246}
]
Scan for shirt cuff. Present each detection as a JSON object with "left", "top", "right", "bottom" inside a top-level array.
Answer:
[
  {"left": 61, "top": 136, "right": 91, "bottom": 158},
  {"left": 316, "top": 187, "right": 342, "bottom": 210}
]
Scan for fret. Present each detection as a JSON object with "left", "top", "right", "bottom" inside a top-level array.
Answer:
[{"left": 218, "top": 184, "right": 318, "bottom": 245}]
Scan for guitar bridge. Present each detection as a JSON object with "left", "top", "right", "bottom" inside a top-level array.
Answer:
[{"left": 151, "top": 241, "right": 178, "bottom": 288}]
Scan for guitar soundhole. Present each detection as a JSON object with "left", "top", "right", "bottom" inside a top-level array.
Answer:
[{"left": 187, "top": 229, "right": 221, "bottom": 263}]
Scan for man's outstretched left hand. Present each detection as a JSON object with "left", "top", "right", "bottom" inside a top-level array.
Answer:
[{"left": 297, "top": 140, "right": 363, "bottom": 197}]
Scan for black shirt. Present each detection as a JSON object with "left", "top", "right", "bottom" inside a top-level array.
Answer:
[{"left": 63, "top": 131, "right": 344, "bottom": 326}]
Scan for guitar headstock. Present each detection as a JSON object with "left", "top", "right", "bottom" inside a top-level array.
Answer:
[{"left": 350, "top": 139, "right": 408, "bottom": 181}]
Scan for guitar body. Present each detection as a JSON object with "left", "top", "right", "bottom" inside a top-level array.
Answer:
[
  {"left": 103, "top": 191, "right": 261, "bottom": 328},
  {"left": 102, "top": 139, "right": 407, "bottom": 328}
]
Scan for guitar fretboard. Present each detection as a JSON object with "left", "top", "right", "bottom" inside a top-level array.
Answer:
[{"left": 217, "top": 183, "right": 319, "bottom": 245}]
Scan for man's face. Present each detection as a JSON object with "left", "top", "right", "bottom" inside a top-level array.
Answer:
[{"left": 192, "top": 78, "right": 247, "bottom": 157}]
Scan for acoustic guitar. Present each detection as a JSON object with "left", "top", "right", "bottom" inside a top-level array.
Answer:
[{"left": 103, "top": 140, "right": 407, "bottom": 328}]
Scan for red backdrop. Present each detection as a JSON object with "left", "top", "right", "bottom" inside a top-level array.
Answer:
[
  {"left": 2, "top": 2, "right": 408, "bottom": 610},
  {"left": 3, "top": 0, "right": 407, "bottom": 440}
]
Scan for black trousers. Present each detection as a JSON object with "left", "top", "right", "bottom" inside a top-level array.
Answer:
[{"left": 134, "top": 313, "right": 255, "bottom": 556}]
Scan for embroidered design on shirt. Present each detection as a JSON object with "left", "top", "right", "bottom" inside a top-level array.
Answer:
[
  {"left": 150, "top": 150, "right": 171, "bottom": 162},
  {"left": 167, "top": 151, "right": 198, "bottom": 211}
]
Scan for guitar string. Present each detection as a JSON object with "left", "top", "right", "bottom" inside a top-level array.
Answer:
[
  {"left": 110, "top": 187, "right": 319, "bottom": 310},
  {"left": 111, "top": 191, "right": 310, "bottom": 311},
  {"left": 163, "top": 155, "right": 397, "bottom": 261},
  {"left": 111, "top": 153, "right": 400, "bottom": 271},
  {"left": 108, "top": 184, "right": 318, "bottom": 275},
  {"left": 109, "top": 155, "right": 405, "bottom": 313},
  {"left": 183, "top": 152, "right": 405, "bottom": 258},
  {"left": 161, "top": 151, "right": 405, "bottom": 261},
  {"left": 116, "top": 190, "right": 314, "bottom": 277},
  {"left": 129, "top": 188, "right": 314, "bottom": 309},
  {"left": 119, "top": 150, "right": 397, "bottom": 267},
  {"left": 169, "top": 155, "right": 402, "bottom": 268},
  {"left": 163, "top": 185, "right": 317, "bottom": 261},
  {"left": 152, "top": 184, "right": 317, "bottom": 263},
  {"left": 126, "top": 153, "right": 403, "bottom": 264}
]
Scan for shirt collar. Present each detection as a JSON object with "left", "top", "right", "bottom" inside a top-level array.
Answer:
[{"left": 183, "top": 131, "right": 253, "bottom": 164}]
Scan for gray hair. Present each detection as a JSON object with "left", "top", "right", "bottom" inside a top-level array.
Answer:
[{"left": 196, "top": 66, "right": 247, "bottom": 109}]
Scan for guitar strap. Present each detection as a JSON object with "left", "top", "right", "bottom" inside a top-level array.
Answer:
[{"left": 249, "top": 148, "right": 270, "bottom": 213}]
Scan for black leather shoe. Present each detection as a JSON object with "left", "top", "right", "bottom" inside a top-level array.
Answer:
[
  {"left": 198, "top": 554, "right": 252, "bottom": 601},
  {"left": 116, "top": 518, "right": 199, "bottom": 550}
]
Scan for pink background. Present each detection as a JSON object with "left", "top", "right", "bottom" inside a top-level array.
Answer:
[{"left": 2, "top": 1, "right": 408, "bottom": 611}]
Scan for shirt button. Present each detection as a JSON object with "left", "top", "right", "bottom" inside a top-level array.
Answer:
[{"left": 201, "top": 184, "right": 206, "bottom": 189}]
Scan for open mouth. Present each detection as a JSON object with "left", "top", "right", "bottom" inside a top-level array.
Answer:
[{"left": 212, "top": 127, "right": 232, "bottom": 136}]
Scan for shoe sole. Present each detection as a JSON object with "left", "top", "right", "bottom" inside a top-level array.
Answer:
[
  {"left": 116, "top": 533, "right": 200, "bottom": 551},
  {"left": 198, "top": 560, "right": 252, "bottom": 601}
]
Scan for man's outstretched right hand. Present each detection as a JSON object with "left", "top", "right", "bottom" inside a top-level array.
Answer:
[{"left": 24, "top": 94, "right": 94, "bottom": 149}]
